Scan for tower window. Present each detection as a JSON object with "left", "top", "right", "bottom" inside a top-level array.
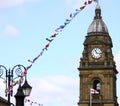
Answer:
[{"left": 93, "top": 80, "right": 100, "bottom": 94}]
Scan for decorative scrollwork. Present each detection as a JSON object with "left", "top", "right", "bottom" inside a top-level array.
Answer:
[
  {"left": 0, "top": 65, "right": 7, "bottom": 77},
  {"left": 0, "top": 68, "right": 3, "bottom": 77},
  {"left": 15, "top": 67, "right": 22, "bottom": 76},
  {"left": 0, "top": 64, "right": 27, "bottom": 98},
  {"left": 12, "top": 65, "right": 26, "bottom": 77}
]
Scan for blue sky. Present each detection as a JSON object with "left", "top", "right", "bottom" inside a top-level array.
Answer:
[{"left": 0, "top": 0, "right": 120, "bottom": 106}]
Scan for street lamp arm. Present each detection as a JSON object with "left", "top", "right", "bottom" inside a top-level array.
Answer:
[
  {"left": 0, "top": 64, "right": 27, "bottom": 83},
  {"left": 11, "top": 64, "right": 27, "bottom": 78},
  {"left": 0, "top": 64, "right": 28, "bottom": 106},
  {"left": 0, "top": 65, "right": 8, "bottom": 80}
]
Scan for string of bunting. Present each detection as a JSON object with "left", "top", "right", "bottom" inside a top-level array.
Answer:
[
  {"left": 27, "top": 0, "right": 98, "bottom": 65},
  {"left": 3, "top": 0, "right": 98, "bottom": 105},
  {"left": 5, "top": 0, "right": 98, "bottom": 98},
  {"left": 25, "top": 99, "right": 43, "bottom": 106}
]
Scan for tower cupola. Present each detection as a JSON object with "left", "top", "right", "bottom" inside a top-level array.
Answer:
[{"left": 87, "top": 3, "right": 108, "bottom": 35}]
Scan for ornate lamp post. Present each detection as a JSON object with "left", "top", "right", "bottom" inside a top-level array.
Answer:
[
  {"left": 0, "top": 64, "right": 30, "bottom": 106},
  {"left": 15, "top": 77, "right": 32, "bottom": 106},
  {"left": 14, "top": 84, "right": 25, "bottom": 106}
]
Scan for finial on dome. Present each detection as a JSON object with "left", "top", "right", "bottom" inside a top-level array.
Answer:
[
  {"left": 87, "top": 0, "right": 109, "bottom": 35},
  {"left": 96, "top": 1, "right": 100, "bottom": 10},
  {"left": 94, "top": 0, "right": 99, "bottom": 4},
  {"left": 94, "top": 0, "right": 101, "bottom": 19}
]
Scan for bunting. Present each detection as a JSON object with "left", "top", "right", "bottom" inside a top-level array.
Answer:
[
  {"left": 25, "top": 99, "right": 43, "bottom": 106},
  {"left": 27, "top": 0, "right": 97, "bottom": 67},
  {"left": 2, "top": 0, "right": 98, "bottom": 97}
]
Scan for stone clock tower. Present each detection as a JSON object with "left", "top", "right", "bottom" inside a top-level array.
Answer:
[{"left": 78, "top": 3, "right": 118, "bottom": 106}]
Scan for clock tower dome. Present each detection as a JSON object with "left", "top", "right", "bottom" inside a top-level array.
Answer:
[{"left": 78, "top": 3, "right": 118, "bottom": 106}]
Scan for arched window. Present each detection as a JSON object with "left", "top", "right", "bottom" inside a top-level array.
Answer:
[{"left": 93, "top": 80, "right": 100, "bottom": 94}]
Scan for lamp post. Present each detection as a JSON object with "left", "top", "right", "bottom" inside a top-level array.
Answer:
[
  {"left": 0, "top": 64, "right": 29, "bottom": 106},
  {"left": 14, "top": 84, "right": 25, "bottom": 106},
  {"left": 15, "top": 77, "right": 32, "bottom": 106}
]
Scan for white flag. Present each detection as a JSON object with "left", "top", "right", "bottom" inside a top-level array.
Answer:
[{"left": 90, "top": 88, "right": 99, "bottom": 94}]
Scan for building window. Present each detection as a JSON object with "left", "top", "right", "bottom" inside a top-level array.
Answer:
[{"left": 93, "top": 80, "right": 100, "bottom": 94}]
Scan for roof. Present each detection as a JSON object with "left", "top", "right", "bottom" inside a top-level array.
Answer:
[
  {"left": 0, "top": 96, "right": 8, "bottom": 104},
  {"left": 87, "top": 3, "right": 109, "bottom": 35}
]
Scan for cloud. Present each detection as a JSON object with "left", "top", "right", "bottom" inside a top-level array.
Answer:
[
  {"left": 27, "top": 76, "right": 79, "bottom": 106},
  {"left": 0, "top": 25, "right": 20, "bottom": 37},
  {"left": 114, "top": 51, "right": 120, "bottom": 72},
  {"left": 0, "top": 0, "right": 24, "bottom": 8},
  {"left": 0, "top": 80, "right": 6, "bottom": 97},
  {"left": 0, "top": 0, "right": 38, "bottom": 8}
]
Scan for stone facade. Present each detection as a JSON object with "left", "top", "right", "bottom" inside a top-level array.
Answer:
[{"left": 78, "top": 3, "right": 118, "bottom": 106}]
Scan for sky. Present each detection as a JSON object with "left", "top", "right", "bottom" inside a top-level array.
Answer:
[{"left": 0, "top": 0, "right": 120, "bottom": 106}]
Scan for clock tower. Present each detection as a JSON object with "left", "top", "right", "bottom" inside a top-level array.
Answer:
[{"left": 78, "top": 3, "right": 118, "bottom": 106}]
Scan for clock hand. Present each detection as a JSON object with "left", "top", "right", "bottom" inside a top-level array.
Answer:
[
  {"left": 95, "top": 49, "right": 98, "bottom": 54},
  {"left": 95, "top": 49, "right": 101, "bottom": 54}
]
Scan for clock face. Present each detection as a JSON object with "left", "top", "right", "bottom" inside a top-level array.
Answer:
[{"left": 91, "top": 48, "right": 102, "bottom": 59}]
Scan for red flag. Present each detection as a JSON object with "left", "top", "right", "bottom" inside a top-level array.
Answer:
[
  {"left": 28, "top": 99, "right": 30, "bottom": 102},
  {"left": 21, "top": 70, "right": 27, "bottom": 77},
  {"left": 88, "top": 0, "right": 92, "bottom": 4},
  {"left": 90, "top": 88, "right": 99, "bottom": 94},
  {"left": 45, "top": 43, "right": 50, "bottom": 50},
  {"left": 50, "top": 33, "right": 58, "bottom": 38},
  {"left": 84, "top": 1, "right": 87, "bottom": 5},
  {"left": 70, "top": 13, "right": 74, "bottom": 18}
]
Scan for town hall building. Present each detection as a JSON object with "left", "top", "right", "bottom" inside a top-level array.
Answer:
[{"left": 78, "top": 3, "right": 118, "bottom": 106}]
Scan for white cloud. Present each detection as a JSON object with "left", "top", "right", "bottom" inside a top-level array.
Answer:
[
  {"left": 0, "top": 25, "right": 20, "bottom": 37},
  {"left": 0, "top": 0, "right": 24, "bottom": 8},
  {"left": 114, "top": 51, "right": 120, "bottom": 72},
  {"left": 0, "top": 0, "right": 39, "bottom": 8},
  {"left": 26, "top": 76, "right": 79, "bottom": 106}
]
